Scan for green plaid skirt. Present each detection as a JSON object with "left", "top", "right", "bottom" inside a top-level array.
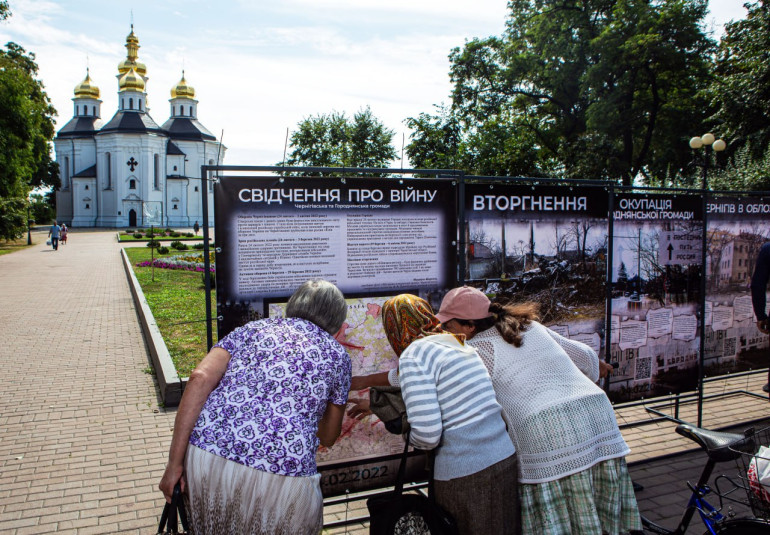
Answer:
[{"left": 519, "top": 457, "right": 642, "bottom": 535}]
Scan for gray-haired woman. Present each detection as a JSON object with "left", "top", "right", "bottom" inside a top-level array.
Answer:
[{"left": 159, "top": 280, "right": 352, "bottom": 534}]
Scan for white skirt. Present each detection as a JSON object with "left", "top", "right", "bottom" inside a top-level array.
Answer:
[{"left": 184, "top": 444, "right": 323, "bottom": 535}]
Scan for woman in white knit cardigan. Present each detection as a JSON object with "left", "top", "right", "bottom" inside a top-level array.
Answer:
[{"left": 435, "top": 286, "right": 642, "bottom": 535}]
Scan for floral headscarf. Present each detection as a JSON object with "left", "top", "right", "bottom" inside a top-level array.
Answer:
[{"left": 382, "top": 294, "right": 463, "bottom": 356}]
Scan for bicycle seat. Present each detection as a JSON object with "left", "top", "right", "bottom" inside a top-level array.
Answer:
[{"left": 675, "top": 424, "right": 755, "bottom": 462}]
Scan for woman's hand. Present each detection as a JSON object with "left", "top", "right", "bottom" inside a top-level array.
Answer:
[
  {"left": 159, "top": 464, "right": 186, "bottom": 503},
  {"left": 347, "top": 398, "right": 372, "bottom": 420},
  {"left": 350, "top": 371, "right": 390, "bottom": 391}
]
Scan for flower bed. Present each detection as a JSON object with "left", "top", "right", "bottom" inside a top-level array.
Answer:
[{"left": 136, "top": 252, "right": 216, "bottom": 272}]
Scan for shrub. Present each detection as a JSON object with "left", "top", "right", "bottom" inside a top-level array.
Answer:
[
  {"left": 146, "top": 239, "right": 160, "bottom": 248},
  {"left": 125, "top": 229, "right": 134, "bottom": 233},
  {"left": 157, "top": 246, "right": 170, "bottom": 254},
  {"left": 170, "top": 232, "right": 180, "bottom": 237},
  {"left": 169, "top": 240, "right": 182, "bottom": 248},
  {"left": 133, "top": 232, "right": 143, "bottom": 239},
  {"left": 192, "top": 243, "right": 205, "bottom": 250},
  {"left": 185, "top": 232, "right": 194, "bottom": 237},
  {"left": 164, "top": 228, "right": 173, "bottom": 234}
]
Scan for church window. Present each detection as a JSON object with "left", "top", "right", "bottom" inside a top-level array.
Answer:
[
  {"left": 85, "top": 185, "right": 89, "bottom": 190},
  {"left": 76, "top": 105, "right": 79, "bottom": 115},
  {"left": 172, "top": 106, "right": 175, "bottom": 116},
  {"left": 181, "top": 107, "right": 185, "bottom": 116},
  {"left": 106, "top": 153, "right": 112, "bottom": 189},
  {"left": 194, "top": 186, "right": 198, "bottom": 192},
  {"left": 173, "top": 204, "right": 178, "bottom": 210},
  {"left": 139, "top": 100, "right": 143, "bottom": 111},
  {"left": 129, "top": 98, "right": 134, "bottom": 110},
  {"left": 63, "top": 157, "right": 70, "bottom": 189},
  {"left": 154, "top": 154, "right": 160, "bottom": 190},
  {"left": 173, "top": 165, "right": 177, "bottom": 171},
  {"left": 129, "top": 179, "right": 136, "bottom": 189},
  {"left": 93, "top": 106, "right": 96, "bottom": 115},
  {"left": 85, "top": 204, "right": 90, "bottom": 209}
]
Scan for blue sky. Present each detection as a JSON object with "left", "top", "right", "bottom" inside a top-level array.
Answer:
[{"left": 0, "top": 0, "right": 750, "bottom": 167}]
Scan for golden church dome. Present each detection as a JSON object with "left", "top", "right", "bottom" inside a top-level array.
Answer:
[
  {"left": 74, "top": 70, "right": 100, "bottom": 99},
  {"left": 171, "top": 72, "right": 195, "bottom": 99},
  {"left": 117, "top": 25, "right": 147, "bottom": 77},
  {"left": 117, "top": 58, "right": 147, "bottom": 77},
  {"left": 118, "top": 67, "right": 146, "bottom": 92}
]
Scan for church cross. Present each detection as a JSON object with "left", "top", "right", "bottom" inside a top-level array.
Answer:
[{"left": 127, "top": 157, "right": 138, "bottom": 172}]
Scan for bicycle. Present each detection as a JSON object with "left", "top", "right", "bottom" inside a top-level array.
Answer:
[{"left": 638, "top": 423, "right": 770, "bottom": 534}]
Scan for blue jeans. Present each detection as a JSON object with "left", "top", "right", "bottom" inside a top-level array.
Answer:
[{"left": 51, "top": 237, "right": 59, "bottom": 250}]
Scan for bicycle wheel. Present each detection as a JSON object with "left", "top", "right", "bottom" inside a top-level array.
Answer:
[{"left": 710, "top": 518, "right": 770, "bottom": 534}]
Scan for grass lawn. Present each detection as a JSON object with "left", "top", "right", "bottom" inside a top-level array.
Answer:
[
  {"left": 0, "top": 235, "right": 36, "bottom": 256},
  {"left": 125, "top": 246, "right": 216, "bottom": 377}
]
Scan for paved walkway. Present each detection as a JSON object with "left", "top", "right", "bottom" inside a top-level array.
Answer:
[
  {"left": 0, "top": 230, "right": 768, "bottom": 534},
  {"left": 0, "top": 230, "right": 175, "bottom": 534}
]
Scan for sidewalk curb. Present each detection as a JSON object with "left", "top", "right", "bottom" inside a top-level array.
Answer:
[{"left": 121, "top": 248, "right": 187, "bottom": 406}]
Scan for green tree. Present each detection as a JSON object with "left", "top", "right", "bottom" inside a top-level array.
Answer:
[
  {"left": 282, "top": 107, "right": 397, "bottom": 175},
  {"left": 405, "top": 104, "right": 550, "bottom": 176},
  {"left": 404, "top": 104, "right": 464, "bottom": 171},
  {"left": 0, "top": 40, "right": 58, "bottom": 240},
  {"left": 446, "top": 0, "right": 713, "bottom": 184},
  {"left": 710, "top": 1, "right": 770, "bottom": 161},
  {"left": 710, "top": 144, "right": 770, "bottom": 191},
  {"left": 29, "top": 191, "right": 55, "bottom": 225}
]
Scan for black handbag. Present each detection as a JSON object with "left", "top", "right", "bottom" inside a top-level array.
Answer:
[
  {"left": 367, "top": 433, "right": 458, "bottom": 535},
  {"left": 370, "top": 386, "right": 410, "bottom": 435},
  {"left": 157, "top": 482, "right": 189, "bottom": 535}
]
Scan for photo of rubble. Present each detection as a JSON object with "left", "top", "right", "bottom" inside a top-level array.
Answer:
[{"left": 465, "top": 216, "right": 608, "bottom": 357}]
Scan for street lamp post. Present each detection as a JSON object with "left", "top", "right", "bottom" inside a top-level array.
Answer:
[
  {"left": 689, "top": 133, "right": 727, "bottom": 190},
  {"left": 690, "top": 133, "right": 726, "bottom": 426},
  {"left": 26, "top": 203, "right": 32, "bottom": 245}
]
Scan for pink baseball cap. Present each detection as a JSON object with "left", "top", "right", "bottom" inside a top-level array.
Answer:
[{"left": 436, "top": 286, "right": 492, "bottom": 323}]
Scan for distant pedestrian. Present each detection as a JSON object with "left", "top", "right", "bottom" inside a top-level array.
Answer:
[
  {"left": 60, "top": 223, "right": 68, "bottom": 245},
  {"left": 48, "top": 221, "right": 61, "bottom": 251},
  {"left": 193, "top": 221, "right": 200, "bottom": 235},
  {"left": 750, "top": 241, "right": 770, "bottom": 393}
]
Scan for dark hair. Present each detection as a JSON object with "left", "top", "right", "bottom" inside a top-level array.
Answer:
[
  {"left": 487, "top": 300, "right": 540, "bottom": 347},
  {"left": 285, "top": 280, "right": 346, "bottom": 334}
]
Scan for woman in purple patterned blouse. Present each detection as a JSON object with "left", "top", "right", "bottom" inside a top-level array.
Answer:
[{"left": 159, "top": 280, "right": 352, "bottom": 534}]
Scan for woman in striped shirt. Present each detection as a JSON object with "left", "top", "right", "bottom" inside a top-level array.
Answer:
[{"left": 380, "top": 294, "right": 519, "bottom": 535}]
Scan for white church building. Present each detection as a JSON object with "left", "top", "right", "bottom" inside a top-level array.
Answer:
[{"left": 55, "top": 27, "right": 225, "bottom": 228}]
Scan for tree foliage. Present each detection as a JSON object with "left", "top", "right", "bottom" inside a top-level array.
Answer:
[
  {"left": 282, "top": 107, "right": 397, "bottom": 175},
  {"left": 0, "top": 40, "right": 58, "bottom": 240},
  {"left": 710, "top": 144, "right": 770, "bottom": 192},
  {"left": 710, "top": 1, "right": 770, "bottom": 162},
  {"left": 409, "top": 0, "right": 715, "bottom": 184}
]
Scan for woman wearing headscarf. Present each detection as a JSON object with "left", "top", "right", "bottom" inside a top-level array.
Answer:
[
  {"left": 435, "top": 286, "right": 641, "bottom": 535},
  {"left": 159, "top": 280, "right": 352, "bottom": 534},
  {"left": 379, "top": 294, "right": 518, "bottom": 535}
]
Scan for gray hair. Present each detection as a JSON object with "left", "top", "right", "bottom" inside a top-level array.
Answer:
[{"left": 285, "top": 280, "right": 346, "bottom": 334}]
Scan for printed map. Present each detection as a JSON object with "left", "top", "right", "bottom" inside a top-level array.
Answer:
[{"left": 269, "top": 295, "right": 404, "bottom": 464}]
